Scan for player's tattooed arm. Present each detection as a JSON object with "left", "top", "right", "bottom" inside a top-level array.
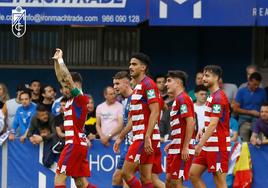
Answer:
[{"left": 53, "top": 48, "right": 75, "bottom": 91}]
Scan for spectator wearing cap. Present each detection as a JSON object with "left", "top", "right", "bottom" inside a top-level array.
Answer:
[
  {"left": 8, "top": 89, "right": 36, "bottom": 143},
  {"left": 29, "top": 80, "right": 42, "bottom": 104},
  {"left": 2, "top": 84, "right": 27, "bottom": 132},
  {"left": 250, "top": 103, "right": 268, "bottom": 145},
  {"left": 233, "top": 72, "right": 267, "bottom": 142}
]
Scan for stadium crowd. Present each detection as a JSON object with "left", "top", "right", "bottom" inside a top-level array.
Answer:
[{"left": 0, "top": 59, "right": 267, "bottom": 187}]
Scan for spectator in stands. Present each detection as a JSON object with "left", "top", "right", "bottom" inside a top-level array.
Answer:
[
  {"left": 219, "top": 79, "right": 238, "bottom": 104},
  {"left": 2, "top": 84, "right": 26, "bottom": 132},
  {"left": 96, "top": 86, "right": 123, "bottom": 147},
  {"left": 188, "top": 71, "right": 204, "bottom": 102},
  {"left": 0, "top": 83, "right": 10, "bottom": 109},
  {"left": 52, "top": 97, "right": 67, "bottom": 154},
  {"left": 155, "top": 75, "right": 169, "bottom": 103},
  {"left": 84, "top": 95, "right": 98, "bottom": 141},
  {"left": 27, "top": 104, "right": 56, "bottom": 167},
  {"left": 239, "top": 65, "right": 263, "bottom": 89},
  {"left": 9, "top": 89, "right": 36, "bottom": 143},
  {"left": 40, "top": 84, "right": 55, "bottom": 112},
  {"left": 51, "top": 85, "right": 70, "bottom": 116},
  {"left": 194, "top": 85, "right": 208, "bottom": 134},
  {"left": 29, "top": 80, "right": 42, "bottom": 104},
  {"left": 230, "top": 110, "right": 239, "bottom": 143},
  {"left": 233, "top": 72, "right": 267, "bottom": 141},
  {"left": 250, "top": 102, "right": 268, "bottom": 145}
]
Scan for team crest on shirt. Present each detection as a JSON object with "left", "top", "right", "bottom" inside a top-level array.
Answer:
[
  {"left": 146, "top": 89, "right": 156, "bottom": 99},
  {"left": 180, "top": 104, "right": 188, "bottom": 114},
  {"left": 212, "top": 104, "right": 221, "bottom": 114}
]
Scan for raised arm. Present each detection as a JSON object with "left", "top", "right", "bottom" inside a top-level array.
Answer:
[{"left": 52, "top": 48, "right": 75, "bottom": 91}]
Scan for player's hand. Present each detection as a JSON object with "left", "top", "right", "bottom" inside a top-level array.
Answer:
[
  {"left": 19, "top": 135, "right": 26, "bottom": 143},
  {"left": 144, "top": 136, "right": 154, "bottom": 155},
  {"left": 113, "top": 138, "right": 122, "bottom": 153},
  {"left": 52, "top": 48, "right": 63, "bottom": 60},
  {"left": 100, "top": 135, "right": 110, "bottom": 147},
  {"left": 195, "top": 143, "right": 202, "bottom": 156},
  {"left": 8, "top": 133, "right": 15, "bottom": 141},
  {"left": 164, "top": 143, "right": 170, "bottom": 153},
  {"left": 181, "top": 147, "right": 190, "bottom": 161}
]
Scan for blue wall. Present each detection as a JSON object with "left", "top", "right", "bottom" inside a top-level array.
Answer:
[{"left": 0, "top": 27, "right": 253, "bottom": 105}]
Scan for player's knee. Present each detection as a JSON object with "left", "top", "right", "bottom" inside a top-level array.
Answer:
[
  {"left": 140, "top": 174, "right": 151, "bottom": 184},
  {"left": 54, "top": 173, "right": 67, "bottom": 185},
  {"left": 112, "top": 170, "right": 123, "bottom": 185},
  {"left": 189, "top": 170, "right": 198, "bottom": 182}
]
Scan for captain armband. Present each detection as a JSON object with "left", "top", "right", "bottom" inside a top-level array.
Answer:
[{"left": 71, "top": 88, "right": 82, "bottom": 97}]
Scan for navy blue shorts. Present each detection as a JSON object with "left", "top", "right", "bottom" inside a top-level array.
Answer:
[{"left": 117, "top": 144, "right": 129, "bottom": 169}]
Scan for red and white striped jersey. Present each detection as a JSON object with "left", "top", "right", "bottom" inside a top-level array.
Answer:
[
  {"left": 203, "top": 89, "right": 231, "bottom": 152},
  {"left": 130, "top": 76, "right": 161, "bottom": 142},
  {"left": 168, "top": 92, "right": 195, "bottom": 155},
  {"left": 64, "top": 95, "right": 89, "bottom": 146}
]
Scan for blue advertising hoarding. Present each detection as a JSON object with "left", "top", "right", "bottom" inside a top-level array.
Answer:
[
  {"left": 0, "top": 0, "right": 146, "bottom": 25},
  {"left": 150, "top": 0, "right": 268, "bottom": 26},
  {"left": 2, "top": 140, "right": 268, "bottom": 187}
]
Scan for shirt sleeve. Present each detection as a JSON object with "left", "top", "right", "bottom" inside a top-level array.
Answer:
[
  {"left": 11, "top": 110, "right": 19, "bottom": 133},
  {"left": 253, "top": 119, "right": 261, "bottom": 134},
  {"left": 178, "top": 97, "right": 194, "bottom": 119},
  {"left": 74, "top": 95, "right": 88, "bottom": 107},
  {"left": 235, "top": 89, "right": 243, "bottom": 104},
  {"left": 210, "top": 94, "right": 224, "bottom": 118},
  {"left": 117, "top": 103, "right": 123, "bottom": 118},
  {"left": 96, "top": 105, "right": 101, "bottom": 117},
  {"left": 144, "top": 82, "right": 159, "bottom": 105}
]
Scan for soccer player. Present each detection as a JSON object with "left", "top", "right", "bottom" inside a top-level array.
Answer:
[
  {"left": 164, "top": 70, "right": 195, "bottom": 188},
  {"left": 53, "top": 49, "right": 96, "bottom": 188},
  {"left": 112, "top": 71, "right": 133, "bottom": 188},
  {"left": 189, "top": 65, "right": 230, "bottom": 188},
  {"left": 120, "top": 53, "right": 161, "bottom": 188}
]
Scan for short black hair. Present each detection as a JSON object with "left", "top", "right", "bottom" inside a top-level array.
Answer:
[
  {"left": 203, "top": 65, "right": 223, "bottom": 79},
  {"left": 249, "top": 72, "right": 262, "bottom": 82},
  {"left": 60, "top": 97, "right": 68, "bottom": 103},
  {"left": 19, "top": 89, "right": 32, "bottom": 99},
  {"left": 154, "top": 74, "right": 166, "bottom": 82},
  {"left": 166, "top": 70, "right": 188, "bottom": 87},
  {"left": 71, "top": 72, "right": 83, "bottom": 84},
  {"left": 130, "top": 52, "right": 151, "bottom": 66},
  {"left": 16, "top": 83, "right": 28, "bottom": 92},
  {"left": 30, "top": 80, "right": 41, "bottom": 86},
  {"left": 261, "top": 102, "right": 268, "bottom": 108},
  {"left": 41, "top": 84, "right": 52, "bottom": 94},
  {"left": 194, "top": 85, "right": 208, "bottom": 93},
  {"left": 113, "top": 71, "right": 131, "bottom": 80},
  {"left": 36, "top": 104, "right": 48, "bottom": 112}
]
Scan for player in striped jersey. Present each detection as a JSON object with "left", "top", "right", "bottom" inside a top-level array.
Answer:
[
  {"left": 165, "top": 70, "right": 195, "bottom": 188},
  {"left": 119, "top": 53, "right": 161, "bottom": 188},
  {"left": 53, "top": 49, "right": 96, "bottom": 188},
  {"left": 189, "top": 65, "right": 230, "bottom": 188}
]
